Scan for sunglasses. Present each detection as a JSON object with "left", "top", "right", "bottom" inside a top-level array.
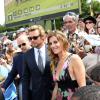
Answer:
[
  {"left": 18, "top": 43, "right": 26, "bottom": 48},
  {"left": 85, "top": 21, "right": 93, "bottom": 24},
  {"left": 28, "top": 35, "right": 40, "bottom": 40}
]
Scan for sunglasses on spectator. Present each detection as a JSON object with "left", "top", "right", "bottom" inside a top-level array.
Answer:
[
  {"left": 18, "top": 43, "right": 26, "bottom": 48},
  {"left": 28, "top": 35, "right": 40, "bottom": 40},
  {"left": 85, "top": 21, "right": 93, "bottom": 24}
]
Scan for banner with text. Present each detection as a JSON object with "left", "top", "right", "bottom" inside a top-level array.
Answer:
[{"left": 4, "top": 0, "right": 79, "bottom": 24}]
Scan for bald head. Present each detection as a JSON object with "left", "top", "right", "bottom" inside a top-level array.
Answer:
[
  {"left": 17, "top": 34, "right": 31, "bottom": 52},
  {"left": 17, "top": 34, "right": 28, "bottom": 43}
]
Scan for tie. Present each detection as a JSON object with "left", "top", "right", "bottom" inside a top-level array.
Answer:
[{"left": 38, "top": 49, "right": 44, "bottom": 73}]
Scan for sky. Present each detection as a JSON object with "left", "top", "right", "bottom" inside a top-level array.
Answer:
[
  {"left": 0, "top": 0, "right": 5, "bottom": 25},
  {"left": 0, "top": 0, "right": 99, "bottom": 25}
]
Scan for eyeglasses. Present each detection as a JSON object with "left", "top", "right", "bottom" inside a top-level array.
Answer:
[
  {"left": 28, "top": 35, "right": 40, "bottom": 40},
  {"left": 97, "top": 27, "right": 100, "bottom": 28},
  {"left": 85, "top": 21, "right": 93, "bottom": 24},
  {"left": 18, "top": 43, "right": 26, "bottom": 48}
]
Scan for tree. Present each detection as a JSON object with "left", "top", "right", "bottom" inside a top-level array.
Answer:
[
  {"left": 81, "top": 0, "right": 90, "bottom": 15},
  {"left": 81, "top": 0, "right": 100, "bottom": 16},
  {"left": 92, "top": 1, "right": 100, "bottom": 15},
  {"left": 0, "top": 25, "right": 6, "bottom": 33}
]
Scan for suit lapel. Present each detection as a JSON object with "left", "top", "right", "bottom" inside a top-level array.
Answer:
[
  {"left": 28, "top": 46, "right": 50, "bottom": 73},
  {"left": 29, "top": 48, "right": 45, "bottom": 73},
  {"left": 27, "top": 48, "right": 38, "bottom": 70}
]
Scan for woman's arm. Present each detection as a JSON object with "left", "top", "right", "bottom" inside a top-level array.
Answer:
[
  {"left": 71, "top": 54, "right": 86, "bottom": 87},
  {"left": 51, "top": 82, "right": 58, "bottom": 100}
]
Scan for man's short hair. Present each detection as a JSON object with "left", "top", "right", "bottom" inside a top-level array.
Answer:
[
  {"left": 28, "top": 25, "right": 45, "bottom": 36},
  {"left": 63, "top": 12, "right": 78, "bottom": 22}
]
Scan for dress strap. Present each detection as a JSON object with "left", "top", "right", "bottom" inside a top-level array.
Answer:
[
  {"left": 66, "top": 54, "right": 73, "bottom": 67},
  {"left": 65, "top": 53, "right": 73, "bottom": 62},
  {"left": 63, "top": 54, "right": 73, "bottom": 69}
]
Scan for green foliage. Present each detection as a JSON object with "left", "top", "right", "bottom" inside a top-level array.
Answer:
[
  {"left": 0, "top": 25, "right": 6, "bottom": 33},
  {"left": 55, "top": 18, "right": 63, "bottom": 30},
  {"left": 93, "top": 1, "right": 100, "bottom": 14},
  {"left": 81, "top": 0, "right": 90, "bottom": 15},
  {"left": 81, "top": 0, "right": 100, "bottom": 16},
  {"left": 0, "top": 25, "right": 18, "bottom": 33}
]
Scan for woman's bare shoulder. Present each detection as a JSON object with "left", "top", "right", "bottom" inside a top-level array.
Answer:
[{"left": 70, "top": 54, "right": 81, "bottom": 61}]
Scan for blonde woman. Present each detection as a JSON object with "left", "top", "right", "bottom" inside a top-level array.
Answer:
[{"left": 47, "top": 31, "right": 86, "bottom": 100}]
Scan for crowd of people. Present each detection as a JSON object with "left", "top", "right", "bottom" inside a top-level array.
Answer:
[{"left": 0, "top": 12, "right": 100, "bottom": 100}]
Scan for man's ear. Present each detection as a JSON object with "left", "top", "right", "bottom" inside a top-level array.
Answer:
[{"left": 41, "top": 34, "right": 46, "bottom": 40}]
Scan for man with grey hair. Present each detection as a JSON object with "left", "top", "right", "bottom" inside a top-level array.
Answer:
[
  {"left": 63, "top": 12, "right": 86, "bottom": 56},
  {"left": 63, "top": 12, "right": 78, "bottom": 35}
]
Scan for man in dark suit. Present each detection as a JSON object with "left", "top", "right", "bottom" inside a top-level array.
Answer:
[
  {"left": 22, "top": 25, "right": 53, "bottom": 100},
  {"left": 1, "top": 34, "right": 31, "bottom": 100}
]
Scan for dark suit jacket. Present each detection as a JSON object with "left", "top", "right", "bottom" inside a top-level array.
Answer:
[
  {"left": 22, "top": 46, "right": 53, "bottom": 100},
  {"left": 2, "top": 52, "right": 24, "bottom": 89}
]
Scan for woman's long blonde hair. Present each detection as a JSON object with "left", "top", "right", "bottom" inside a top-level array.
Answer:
[{"left": 47, "top": 30, "right": 69, "bottom": 71}]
